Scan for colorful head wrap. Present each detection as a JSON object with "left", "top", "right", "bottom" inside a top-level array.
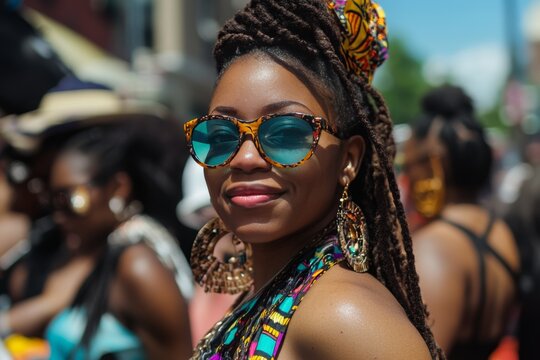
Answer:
[{"left": 327, "top": 0, "right": 389, "bottom": 83}]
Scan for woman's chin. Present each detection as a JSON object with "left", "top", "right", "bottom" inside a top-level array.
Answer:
[
  {"left": 228, "top": 222, "right": 286, "bottom": 245},
  {"left": 64, "top": 232, "right": 83, "bottom": 251}
]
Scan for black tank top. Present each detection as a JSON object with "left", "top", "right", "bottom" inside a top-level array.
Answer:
[{"left": 439, "top": 214, "right": 518, "bottom": 360}]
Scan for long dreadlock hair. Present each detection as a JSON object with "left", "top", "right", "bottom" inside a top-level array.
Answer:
[{"left": 213, "top": 0, "right": 444, "bottom": 358}]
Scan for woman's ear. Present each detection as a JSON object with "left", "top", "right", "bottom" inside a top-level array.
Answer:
[
  {"left": 339, "top": 135, "right": 365, "bottom": 186},
  {"left": 110, "top": 172, "right": 133, "bottom": 201}
]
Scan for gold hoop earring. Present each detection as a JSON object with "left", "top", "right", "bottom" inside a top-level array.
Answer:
[
  {"left": 190, "top": 217, "right": 253, "bottom": 294},
  {"left": 337, "top": 183, "right": 369, "bottom": 273}
]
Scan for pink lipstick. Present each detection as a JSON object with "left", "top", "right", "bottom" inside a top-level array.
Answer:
[{"left": 226, "top": 186, "right": 282, "bottom": 208}]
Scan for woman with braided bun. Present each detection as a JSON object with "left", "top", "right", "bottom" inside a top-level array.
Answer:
[
  {"left": 184, "top": 0, "right": 443, "bottom": 358},
  {"left": 403, "top": 85, "right": 519, "bottom": 359}
]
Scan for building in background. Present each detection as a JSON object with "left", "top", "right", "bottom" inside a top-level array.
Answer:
[
  {"left": 23, "top": 0, "right": 248, "bottom": 119},
  {"left": 521, "top": 0, "right": 540, "bottom": 164},
  {"left": 524, "top": 1, "right": 540, "bottom": 86}
]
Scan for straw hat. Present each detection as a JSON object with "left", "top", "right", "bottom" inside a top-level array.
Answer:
[{"left": 0, "top": 76, "right": 165, "bottom": 154}]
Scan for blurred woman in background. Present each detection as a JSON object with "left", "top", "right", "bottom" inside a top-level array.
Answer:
[
  {"left": 44, "top": 118, "right": 193, "bottom": 359},
  {"left": 403, "top": 85, "right": 520, "bottom": 359},
  {"left": 0, "top": 136, "right": 66, "bottom": 309},
  {"left": 505, "top": 166, "right": 540, "bottom": 360},
  {"left": 0, "top": 156, "right": 29, "bottom": 272}
]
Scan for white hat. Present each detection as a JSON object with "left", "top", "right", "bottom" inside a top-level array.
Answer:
[{"left": 176, "top": 158, "right": 213, "bottom": 229}]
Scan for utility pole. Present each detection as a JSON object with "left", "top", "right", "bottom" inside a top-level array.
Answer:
[{"left": 504, "top": 0, "right": 521, "bottom": 80}]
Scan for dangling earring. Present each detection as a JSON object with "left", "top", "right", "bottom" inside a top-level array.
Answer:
[
  {"left": 109, "top": 196, "right": 126, "bottom": 219},
  {"left": 190, "top": 217, "right": 253, "bottom": 294},
  {"left": 412, "top": 155, "right": 445, "bottom": 219},
  {"left": 337, "top": 183, "right": 369, "bottom": 273},
  {"left": 108, "top": 196, "right": 142, "bottom": 221}
]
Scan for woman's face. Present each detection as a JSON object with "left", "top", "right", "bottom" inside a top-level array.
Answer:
[
  {"left": 402, "top": 135, "right": 447, "bottom": 221},
  {"left": 402, "top": 137, "right": 432, "bottom": 186},
  {"left": 49, "top": 152, "right": 118, "bottom": 251},
  {"left": 204, "top": 54, "right": 357, "bottom": 244}
]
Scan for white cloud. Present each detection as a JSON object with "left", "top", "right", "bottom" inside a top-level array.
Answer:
[
  {"left": 423, "top": 44, "right": 510, "bottom": 113},
  {"left": 524, "top": 1, "right": 540, "bottom": 42}
]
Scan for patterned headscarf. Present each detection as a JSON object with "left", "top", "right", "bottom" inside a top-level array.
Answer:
[{"left": 327, "top": 0, "right": 388, "bottom": 83}]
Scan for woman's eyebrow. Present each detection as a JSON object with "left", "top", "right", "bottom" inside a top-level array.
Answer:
[
  {"left": 209, "top": 106, "right": 238, "bottom": 116},
  {"left": 261, "top": 100, "right": 314, "bottom": 115},
  {"left": 210, "top": 100, "right": 316, "bottom": 119}
]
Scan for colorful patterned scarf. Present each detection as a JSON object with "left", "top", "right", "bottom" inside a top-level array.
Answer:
[
  {"left": 327, "top": 0, "right": 388, "bottom": 83},
  {"left": 191, "top": 234, "right": 344, "bottom": 359}
]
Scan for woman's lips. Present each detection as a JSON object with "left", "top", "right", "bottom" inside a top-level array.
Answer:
[{"left": 226, "top": 186, "right": 283, "bottom": 208}]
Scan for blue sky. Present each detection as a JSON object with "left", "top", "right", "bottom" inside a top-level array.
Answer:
[
  {"left": 377, "top": 0, "right": 538, "bottom": 111},
  {"left": 379, "top": 0, "right": 534, "bottom": 59}
]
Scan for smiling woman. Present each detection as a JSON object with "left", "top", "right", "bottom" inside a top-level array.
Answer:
[{"left": 184, "top": 0, "right": 444, "bottom": 359}]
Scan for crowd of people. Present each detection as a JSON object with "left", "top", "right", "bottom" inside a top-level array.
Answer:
[{"left": 0, "top": 0, "right": 539, "bottom": 359}]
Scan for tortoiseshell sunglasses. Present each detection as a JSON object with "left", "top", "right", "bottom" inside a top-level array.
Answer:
[{"left": 183, "top": 112, "right": 338, "bottom": 168}]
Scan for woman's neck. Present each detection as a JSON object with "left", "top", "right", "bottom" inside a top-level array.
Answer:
[{"left": 249, "top": 212, "right": 336, "bottom": 292}]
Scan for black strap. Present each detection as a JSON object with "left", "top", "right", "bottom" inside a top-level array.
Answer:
[
  {"left": 69, "top": 244, "right": 130, "bottom": 360},
  {"left": 486, "top": 246, "right": 520, "bottom": 284},
  {"left": 439, "top": 215, "right": 518, "bottom": 283},
  {"left": 438, "top": 213, "right": 516, "bottom": 340}
]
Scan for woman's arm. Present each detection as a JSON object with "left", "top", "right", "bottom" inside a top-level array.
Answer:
[
  {"left": 4, "top": 292, "right": 61, "bottom": 336},
  {"left": 6, "top": 256, "right": 94, "bottom": 337},
  {"left": 113, "top": 244, "right": 193, "bottom": 360}
]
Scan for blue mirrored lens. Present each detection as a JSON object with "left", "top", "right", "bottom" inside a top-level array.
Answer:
[
  {"left": 191, "top": 119, "right": 239, "bottom": 166},
  {"left": 259, "top": 116, "right": 314, "bottom": 165}
]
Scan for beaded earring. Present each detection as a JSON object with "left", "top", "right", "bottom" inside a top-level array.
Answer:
[
  {"left": 337, "top": 183, "right": 369, "bottom": 272},
  {"left": 190, "top": 217, "right": 253, "bottom": 294}
]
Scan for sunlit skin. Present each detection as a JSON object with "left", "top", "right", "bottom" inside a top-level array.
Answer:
[
  {"left": 203, "top": 53, "right": 431, "bottom": 359},
  {"left": 205, "top": 53, "right": 353, "bottom": 289}
]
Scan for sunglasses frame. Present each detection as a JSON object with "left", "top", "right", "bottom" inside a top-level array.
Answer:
[{"left": 183, "top": 112, "right": 339, "bottom": 169}]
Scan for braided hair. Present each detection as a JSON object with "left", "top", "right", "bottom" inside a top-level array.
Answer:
[
  {"left": 213, "top": 1, "right": 443, "bottom": 358},
  {"left": 413, "top": 85, "right": 493, "bottom": 194}
]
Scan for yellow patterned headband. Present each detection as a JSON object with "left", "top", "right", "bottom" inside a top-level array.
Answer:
[{"left": 327, "top": 0, "right": 389, "bottom": 83}]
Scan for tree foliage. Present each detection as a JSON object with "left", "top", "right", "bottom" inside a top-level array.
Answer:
[{"left": 375, "top": 37, "right": 432, "bottom": 125}]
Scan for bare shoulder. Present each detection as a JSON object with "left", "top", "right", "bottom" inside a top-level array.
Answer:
[
  {"left": 112, "top": 243, "right": 185, "bottom": 319},
  {"left": 285, "top": 264, "right": 431, "bottom": 360},
  {"left": 115, "top": 243, "right": 172, "bottom": 286},
  {"left": 413, "top": 221, "right": 472, "bottom": 273},
  {"left": 111, "top": 243, "right": 190, "bottom": 344},
  {"left": 110, "top": 243, "right": 192, "bottom": 358}
]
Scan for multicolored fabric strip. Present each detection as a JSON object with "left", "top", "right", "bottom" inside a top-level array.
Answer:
[
  {"left": 327, "top": 0, "right": 389, "bottom": 83},
  {"left": 192, "top": 235, "right": 344, "bottom": 359}
]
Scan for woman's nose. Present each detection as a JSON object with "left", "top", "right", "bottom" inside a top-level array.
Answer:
[{"left": 229, "top": 138, "right": 271, "bottom": 173}]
